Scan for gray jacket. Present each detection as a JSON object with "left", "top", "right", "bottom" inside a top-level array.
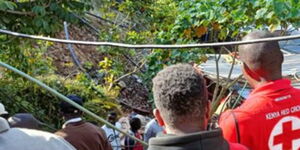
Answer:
[
  {"left": 0, "top": 117, "right": 76, "bottom": 150},
  {"left": 144, "top": 119, "right": 163, "bottom": 143},
  {"left": 148, "top": 129, "right": 230, "bottom": 150}
]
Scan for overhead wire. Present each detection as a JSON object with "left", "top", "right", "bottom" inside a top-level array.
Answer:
[
  {"left": 1, "top": 29, "right": 300, "bottom": 48},
  {"left": 1, "top": 28, "right": 300, "bottom": 146}
]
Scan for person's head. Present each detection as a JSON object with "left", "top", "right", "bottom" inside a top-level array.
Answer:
[
  {"left": 60, "top": 95, "right": 83, "bottom": 120},
  {"left": 8, "top": 113, "right": 41, "bottom": 130},
  {"left": 107, "top": 112, "right": 117, "bottom": 125},
  {"left": 130, "top": 117, "right": 141, "bottom": 133},
  {"left": 135, "top": 114, "right": 148, "bottom": 133},
  {"left": 152, "top": 64, "right": 209, "bottom": 135},
  {"left": 0, "top": 103, "right": 9, "bottom": 120},
  {"left": 120, "top": 104, "right": 133, "bottom": 115},
  {"left": 239, "top": 31, "right": 283, "bottom": 87}
]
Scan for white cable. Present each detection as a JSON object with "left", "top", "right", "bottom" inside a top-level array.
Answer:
[{"left": 1, "top": 29, "right": 300, "bottom": 49}]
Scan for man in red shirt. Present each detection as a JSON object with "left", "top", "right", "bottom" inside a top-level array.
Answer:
[{"left": 219, "top": 31, "right": 300, "bottom": 150}]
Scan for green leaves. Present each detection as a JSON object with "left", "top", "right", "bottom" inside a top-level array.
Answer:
[
  {"left": 32, "top": 6, "right": 46, "bottom": 16},
  {"left": 0, "top": 0, "right": 17, "bottom": 10},
  {"left": 143, "top": 0, "right": 300, "bottom": 92},
  {"left": 255, "top": 8, "right": 268, "bottom": 19},
  {"left": 0, "top": 73, "right": 116, "bottom": 130},
  {"left": 273, "top": 0, "right": 288, "bottom": 17},
  {"left": 0, "top": 0, "right": 92, "bottom": 35},
  {"left": 168, "top": 0, "right": 300, "bottom": 42},
  {"left": 290, "top": 8, "right": 300, "bottom": 18}
]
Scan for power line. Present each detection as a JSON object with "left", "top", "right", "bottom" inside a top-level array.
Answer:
[{"left": 1, "top": 29, "right": 300, "bottom": 49}]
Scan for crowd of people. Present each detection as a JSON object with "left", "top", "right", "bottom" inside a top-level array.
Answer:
[{"left": 1, "top": 30, "right": 300, "bottom": 150}]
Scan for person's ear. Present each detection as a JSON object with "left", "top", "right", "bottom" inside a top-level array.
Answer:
[
  {"left": 242, "top": 63, "right": 260, "bottom": 87},
  {"left": 244, "top": 63, "right": 261, "bottom": 79},
  {"left": 242, "top": 63, "right": 252, "bottom": 77},
  {"left": 153, "top": 109, "right": 165, "bottom": 127}
]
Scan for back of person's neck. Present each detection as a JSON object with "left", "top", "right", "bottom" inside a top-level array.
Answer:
[
  {"left": 131, "top": 129, "right": 138, "bottom": 134},
  {"left": 253, "top": 76, "right": 282, "bottom": 88},
  {"left": 64, "top": 115, "right": 81, "bottom": 121},
  {"left": 62, "top": 117, "right": 82, "bottom": 128},
  {"left": 165, "top": 123, "right": 206, "bottom": 135}
]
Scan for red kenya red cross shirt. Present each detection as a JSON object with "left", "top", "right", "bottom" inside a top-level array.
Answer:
[{"left": 219, "top": 79, "right": 300, "bottom": 150}]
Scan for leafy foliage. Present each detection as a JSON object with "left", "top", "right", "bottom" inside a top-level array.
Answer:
[
  {"left": 0, "top": 0, "right": 92, "bottom": 73},
  {"left": 145, "top": 0, "right": 300, "bottom": 82},
  {"left": 173, "top": 0, "right": 300, "bottom": 40},
  {"left": 95, "top": 0, "right": 300, "bottom": 104},
  {"left": 0, "top": 0, "right": 119, "bottom": 127},
  {"left": 0, "top": 0, "right": 91, "bottom": 34},
  {"left": 1, "top": 0, "right": 300, "bottom": 126},
  {"left": 0, "top": 74, "right": 118, "bottom": 130}
]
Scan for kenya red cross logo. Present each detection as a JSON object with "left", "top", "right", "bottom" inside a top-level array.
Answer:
[{"left": 268, "top": 116, "right": 300, "bottom": 150}]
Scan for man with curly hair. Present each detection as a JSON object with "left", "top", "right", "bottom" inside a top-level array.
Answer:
[{"left": 148, "top": 64, "right": 247, "bottom": 150}]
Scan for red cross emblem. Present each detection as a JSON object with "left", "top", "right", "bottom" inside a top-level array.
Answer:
[
  {"left": 274, "top": 121, "right": 300, "bottom": 149},
  {"left": 268, "top": 116, "right": 300, "bottom": 150}
]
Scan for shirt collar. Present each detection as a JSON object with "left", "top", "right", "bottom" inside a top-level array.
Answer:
[
  {"left": 249, "top": 79, "right": 292, "bottom": 98},
  {"left": 62, "top": 117, "right": 82, "bottom": 128},
  {"left": 0, "top": 117, "right": 10, "bottom": 133}
]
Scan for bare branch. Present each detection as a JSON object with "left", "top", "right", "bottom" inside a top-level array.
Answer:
[
  {"left": 212, "top": 50, "right": 221, "bottom": 102},
  {"left": 113, "top": 59, "right": 146, "bottom": 83},
  {"left": 123, "top": 54, "right": 145, "bottom": 73},
  {"left": 223, "top": 46, "right": 238, "bottom": 82},
  {"left": 210, "top": 74, "right": 243, "bottom": 116},
  {"left": 85, "top": 12, "right": 129, "bottom": 29}
]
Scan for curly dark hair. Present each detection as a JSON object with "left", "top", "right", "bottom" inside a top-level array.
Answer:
[
  {"left": 130, "top": 117, "right": 141, "bottom": 133},
  {"left": 152, "top": 64, "right": 208, "bottom": 127}
]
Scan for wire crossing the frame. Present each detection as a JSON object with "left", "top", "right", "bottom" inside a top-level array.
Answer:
[{"left": 1, "top": 29, "right": 300, "bottom": 49}]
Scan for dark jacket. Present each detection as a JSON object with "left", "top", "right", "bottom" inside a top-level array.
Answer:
[
  {"left": 55, "top": 121, "right": 112, "bottom": 150},
  {"left": 148, "top": 129, "right": 247, "bottom": 150}
]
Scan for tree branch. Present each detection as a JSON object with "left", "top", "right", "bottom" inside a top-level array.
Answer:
[
  {"left": 1, "top": 10, "right": 35, "bottom": 16},
  {"left": 113, "top": 59, "right": 146, "bottom": 83},
  {"left": 223, "top": 46, "right": 237, "bottom": 82},
  {"left": 85, "top": 12, "right": 129, "bottom": 29},
  {"left": 212, "top": 50, "right": 221, "bottom": 102},
  {"left": 122, "top": 54, "right": 145, "bottom": 73},
  {"left": 210, "top": 74, "right": 243, "bottom": 116}
]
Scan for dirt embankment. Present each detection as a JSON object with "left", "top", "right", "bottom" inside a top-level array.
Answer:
[
  {"left": 45, "top": 25, "right": 152, "bottom": 114},
  {"left": 46, "top": 25, "right": 105, "bottom": 76}
]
